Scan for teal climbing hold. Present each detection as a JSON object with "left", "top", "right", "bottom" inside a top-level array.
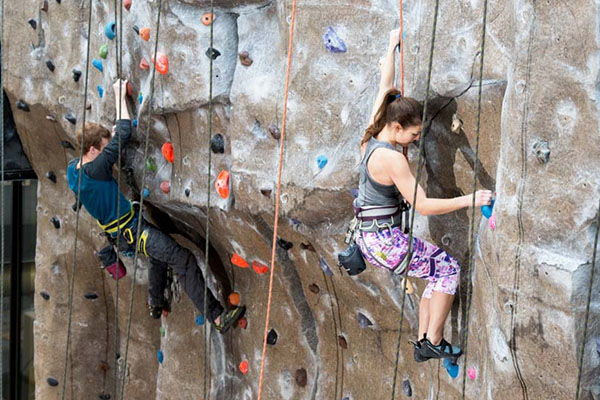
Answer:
[
  {"left": 443, "top": 358, "right": 459, "bottom": 379},
  {"left": 195, "top": 314, "right": 205, "bottom": 326},
  {"left": 317, "top": 155, "right": 328, "bottom": 169},
  {"left": 138, "top": 92, "right": 143, "bottom": 104},
  {"left": 143, "top": 188, "right": 149, "bottom": 198},
  {"left": 99, "top": 44, "right": 108, "bottom": 59},
  {"left": 157, "top": 350, "right": 164, "bottom": 364},
  {"left": 481, "top": 198, "right": 495, "bottom": 219},
  {"left": 92, "top": 59, "right": 103, "bottom": 72},
  {"left": 97, "top": 85, "right": 104, "bottom": 98},
  {"left": 104, "top": 21, "right": 116, "bottom": 40}
]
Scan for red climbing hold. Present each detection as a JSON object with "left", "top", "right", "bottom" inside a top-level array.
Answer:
[
  {"left": 126, "top": 81, "right": 134, "bottom": 97},
  {"left": 231, "top": 253, "right": 249, "bottom": 268},
  {"left": 139, "top": 57, "right": 150, "bottom": 70},
  {"left": 238, "top": 316, "right": 248, "bottom": 329},
  {"left": 202, "top": 13, "right": 215, "bottom": 26},
  {"left": 228, "top": 292, "right": 240, "bottom": 306},
  {"left": 153, "top": 52, "right": 169, "bottom": 75},
  {"left": 123, "top": 0, "right": 131, "bottom": 11},
  {"left": 161, "top": 142, "right": 174, "bottom": 163},
  {"left": 215, "top": 170, "right": 230, "bottom": 199},
  {"left": 239, "top": 360, "right": 249, "bottom": 374},
  {"left": 160, "top": 181, "right": 170, "bottom": 194},
  {"left": 139, "top": 27, "right": 150, "bottom": 41},
  {"left": 252, "top": 261, "right": 269, "bottom": 274}
]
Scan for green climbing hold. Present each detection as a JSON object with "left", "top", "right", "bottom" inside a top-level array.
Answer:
[
  {"left": 145, "top": 157, "right": 157, "bottom": 172},
  {"left": 160, "top": 326, "right": 166, "bottom": 336},
  {"left": 99, "top": 44, "right": 108, "bottom": 59}
]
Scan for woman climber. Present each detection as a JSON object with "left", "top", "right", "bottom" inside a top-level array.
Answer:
[
  {"left": 67, "top": 79, "right": 245, "bottom": 333},
  {"left": 352, "top": 29, "right": 492, "bottom": 361}
]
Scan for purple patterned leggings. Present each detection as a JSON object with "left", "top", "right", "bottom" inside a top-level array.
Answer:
[{"left": 355, "top": 226, "right": 460, "bottom": 299}]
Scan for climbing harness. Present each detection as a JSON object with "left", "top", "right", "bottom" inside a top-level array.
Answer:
[{"left": 96, "top": 204, "right": 135, "bottom": 235}]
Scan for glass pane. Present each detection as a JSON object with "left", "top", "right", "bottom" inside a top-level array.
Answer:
[{"left": 1, "top": 182, "right": 12, "bottom": 398}]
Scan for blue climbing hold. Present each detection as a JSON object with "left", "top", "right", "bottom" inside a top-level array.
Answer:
[
  {"left": 195, "top": 314, "right": 205, "bottom": 326},
  {"left": 138, "top": 92, "right": 143, "bottom": 104},
  {"left": 443, "top": 358, "right": 459, "bottom": 379},
  {"left": 133, "top": 119, "right": 138, "bottom": 127},
  {"left": 143, "top": 188, "right": 149, "bottom": 198},
  {"left": 323, "top": 26, "right": 347, "bottom": 53},
  {"left": 350, "top": 188, "right": 359, "bottom": 198},
  {"left": 157, "top": 350, "right": 164, "bottom": 364},
  {"left": 317, "top": 155, "right": 328, "bottom": 169},
  {"left": 319, "top": 257, "right": 333, "bottom": 276},
  {"left": 357, "top": 312, "right": 372, "bottom": 328},
  {"left": 92, "top": 59, "right": 103, "bottom": 72},
  {"left": 481, "top": 198, "right": 495, "bottom": 219},
  {"left": 104, "top": 21, "right": 116, "bottom": 40},
  {"left": 97, "top": 85, "right": 104, "bottom": 98}
]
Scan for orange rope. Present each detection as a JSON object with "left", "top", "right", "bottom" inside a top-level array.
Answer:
[
  {"left": 400, "top": 0, "right": 408, "bottom": 157},
  {"left": 256, "top": 1, "right": 297, "bottom": 398}
]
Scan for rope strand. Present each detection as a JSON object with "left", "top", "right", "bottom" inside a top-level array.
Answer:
[{"left": 0, "top": 0, "right": 6, "bottom": 396}]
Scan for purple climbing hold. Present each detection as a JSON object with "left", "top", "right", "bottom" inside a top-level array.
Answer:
[
  {"left": 84, "top": 292, "right": 98, "bottom": 300},
  {"left": 210, "top": 134, "right": 225, "bottom": 154},
  {"left": 28, "top": 18, "right": 37, "bottom": 29},
  {"left": 97, "top": 85, "right": 104, "bottom": 98},
  {"left": 403, "top": 379, "right": 413, "bottom": 397},
  {"left": 323, "top": 26, "right": 347, "bottom": 53},
  {"left": 40, "top": 291, "right": 50, "bottom": 300},
  {"left": 157, "top": 349, "right": 164, "bottom": 364},
  {"left": 65, "top": 114, "right": 76, "bottom": 125},
  {"left": 357, "top": 312, "right": 372, "bottom": 328},
  {"left": 92, "top": 58, "right": 103, "bottom": 72},
  {"left": 46, "top": 171, "right": 57, "bottom": 183},
  {"left": 350, "top": 188, "right": 359, "bottom": 198},
  {"left": 16, "top": 100, "right": 30, "bottom": 112},
  {"left": 266, "top": 329, "right": 278, "bottom": 345},
  {"left": 104, "top": 21, "right": 116, "bottom": 40},
  {"left": 319, "top": 257, "right": 333, "bottom": 276},
  {"left": 50, "top": 217, "right": 60, "bottom": 229},
  {"left": 72, "top": 69, "right": 82, "bottom": 82},
  {"left": 195, "top": 314, "right": 205, "bottom": 326},
  {"left": 47, "top": 377, "right": 59, "bottom": 387},
  {"left": 46, "top": 60, "right": 55, "bottom": 72}
]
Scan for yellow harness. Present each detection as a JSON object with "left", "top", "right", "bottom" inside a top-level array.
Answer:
[{"left": 98, "top": 202, "right": 149, "bottom": 256}]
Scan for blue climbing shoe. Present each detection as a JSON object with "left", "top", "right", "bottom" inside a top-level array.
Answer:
[{"left": 215, "top": 305, "right": 246, "bottom": 334}]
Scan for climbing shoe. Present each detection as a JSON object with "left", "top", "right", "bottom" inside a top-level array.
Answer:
[
  {"left": 410, "top": 334, "right": 431, "bottom": 363},
  {"left": 418, "top": 337, "right": 462, "bottom": 361},
  {"left": 148, "top": 301, "right": 170, "bottom": 319},
  {"left": 215, "top": 305, "right": 246, "bottom": 334}
]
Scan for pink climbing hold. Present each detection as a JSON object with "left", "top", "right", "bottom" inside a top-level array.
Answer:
[
  {"left": 239, "top": 360, "right": 249, "bottom": 374},
  {"left": 126, "top": 81, "right": 134, "bottom": 97},
  {"left": 252, "top": 261, "right": 269, "bottom": 274},
  {"left": 489, "top": 214, "right": 496, "bottom": 230},
  {"left": 238, "top": 316, "right": 248, "bottom": 329},
  {"left": 467, "top": 367, "right": 477, "bottom": 380},
  {"left": 139, "top": 57, "right": 150, "bottom": 70},
  {"left": 123, "top": 0, "right": 131, "bottom": 10},
  {"left": 160, "top": 181, "right": 171, "bottom": 194}
]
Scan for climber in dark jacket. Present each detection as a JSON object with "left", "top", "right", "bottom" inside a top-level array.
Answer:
[{"left": 66, "top": 79, "right": 244, "bottom": 333}]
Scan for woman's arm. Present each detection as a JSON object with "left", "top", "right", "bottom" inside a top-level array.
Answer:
[
  {"left": 368, "top": 29, "right": 401, "bottom": 126},
  {"left": 113, "top": 79, "right": 131, "bottom": 121}
]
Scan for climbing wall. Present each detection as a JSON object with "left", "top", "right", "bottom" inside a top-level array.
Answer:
[{"left": 2, "top": 0, "right": 600, "bottom": 399}]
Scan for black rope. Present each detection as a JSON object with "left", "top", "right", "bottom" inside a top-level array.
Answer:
[
  {"left": 390, "top": 0, "right": 440, "bottom": 397},
  {"left": 203, "top": 0, "right": 215, "bottom": 398},
  {"left": 461, "top": 1, "right": 488, "bottom": 397},
  {"left": 60, "top": 0, "right": 95, "bottom": 397},
  {"left": 0, "top": 0, "right": 5, "bottom": 396},
  {"left": 119, "top": 0, "right": 163, "bottom": 397},
  {"left": 575, "top": 202, "right": 600, "bottom": 399}
]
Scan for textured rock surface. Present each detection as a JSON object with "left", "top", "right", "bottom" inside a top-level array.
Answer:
[{"left": 3, "top": 0, "right": 600, "bottom": 399}]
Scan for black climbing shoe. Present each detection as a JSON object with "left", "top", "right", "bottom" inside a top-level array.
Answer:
[
  {"left": 215, "top": 306, "right": 246, "bottom": 334},
  {"left": 418, "top": 337, "right": 462, "bottom": 361},
  {"left": 148, "top": 300, "right": 170, "bottom": 319},
  {"left": 410, "top": 334, "right": 431, "bottom": 363}
]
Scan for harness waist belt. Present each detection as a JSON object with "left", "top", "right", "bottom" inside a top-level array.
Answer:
[{"left": 97, "top": 205, "right": 135, "bottom": 235}]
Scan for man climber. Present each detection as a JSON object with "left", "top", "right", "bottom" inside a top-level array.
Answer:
[{"left": 67, "top": 79, "right": 244, "bottom": 333}]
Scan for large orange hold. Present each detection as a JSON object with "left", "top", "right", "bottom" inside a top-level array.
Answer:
[
  {"left": 161, "top": 142, "right": 174, "bottom": 163},
  {"left": 153, "top": 52, "right": 169, "bottom": 75},
  {"left": 252, "top": 261, "right": 269, "bottom": 274},
  {"left": 231, "top": 253, "right": 249, "bottom": 268},
  {"left": 228, "top": 292, "right": 240, "bottom": 306},
  {"left": 215, "top": 170, "right": 230, "bottom": 199},
  {"left": 202, "top": 13, "right": 216, "bottom": 26},
  {"left": 239, "top": 360, "right": 248, "bottom": 374},
  {"left": 139, "top": 27, "right": 150, "bottom": 41}
]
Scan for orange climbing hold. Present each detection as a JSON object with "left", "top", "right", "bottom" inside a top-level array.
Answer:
[
  {"left": 231, "top": 253, "right": 249, "bottom": 268},
  {"left": 215, "top": 170, "right": 230, "bottom": 199},
  {"left": 123, "top": 0, "right": 131, "bottom": 11},
  {"left": 239, "top": 360, "right": 249, "bottom": 374},
  {"left": 228, "top": 292, "right": 240, "bottom": 306},
  {"left": 202, "top": 13, "right": 215, "bottom": 26},
  {"left": 139, "top": 57, "right": 150, "bottom": 70},
  {"left": 161, "top": 142, "right": 174, "bottom": 163},
  {"left": 139, "top": 27, "right": 150, "bottom": 41},
  {"left": 238, "top": 316, "right": 248, "bottom": 329},
  {"left": 153, "top": 52, "right": 169, "bottom": 75},
  {"left": 252, "top": 261, "right": 269, "bottom": 274}
]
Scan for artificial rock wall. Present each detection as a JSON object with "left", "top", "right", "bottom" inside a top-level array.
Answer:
[{"left": 3, "top": 0, "right": 600, "bottom": 399}]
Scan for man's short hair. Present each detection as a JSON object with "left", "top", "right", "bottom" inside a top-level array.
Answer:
[{"left": 77, "top": 122, "right": 110, "bottom": 154}]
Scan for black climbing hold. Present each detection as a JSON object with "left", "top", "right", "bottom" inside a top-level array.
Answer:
[
  {"left": 268, "top": 123, "right": 281, "bottom": 140},
  {"left": 40, "top": 291, "right": 50, "bottom": 300},
  {"left": 266, "top": 329, "right": 278, "bottom": 345},
  {"left": 56, "top": 0, "right": 61, "bottom": 4},
  {"left": 72, "top": 69, "right": 82, "bottom": 82},
  {"left": 41, "top": 0, "right": 48, "bottom": 11},
  {"left": 533, "top": 141, "right": 550, "bottom": 164},
  {"left": 300, "top": 242, "right": 316, "bottom": 252},
  {"left": 72, "top": 201, "right": 82, "bottom": 212},
  {"left": 28, "top": 18, "right": 37, "bottom": 29},
  {"left": 357, "top": 312, "right": 372, "bottom": 328},
  {"left": 338, "top": 335, "right": 348, "bottom": 349},
  {"left": 84, "top": 292, "right": 99, "bottom": 300},
  {"left": 403, "top": 379, "right": 412, "bottom": 397},
  {"left": 65, "top": 114, "right": 76, "bottom": 125},
  {"left": 210, "top": 134, "right": 225, "bottom": 154},
  {"left": 61, "top": 140, "right": 75, "bottom": 150},
  {"left": 15, "top": 100, "right": 30, "bottom": 112},
  {"left": 294, "top": 368, "right": 307, "bottom": 387},
  {"left": 46, "top": 171, "right": 57, "bottom": 183},
  {"left": 277, "top": 238, "right": 293, "bottom": 251},
  {"left": 184, "top": 188, "right": 191, "bottom": 197},
  {"left": 260, "top": 189, "right": 272, "bottom": 197},
  {"left": 47, "top": 377, "right": 59, "bottom": 387},
  {"left": 46, "top": 60, "right": 55, "bottom": 72},
  {"left": 205, "top": 48, "right": 221, "bottom": 60},
  {"left": 308, "top": 283, "right": 319, "bottom": 294},
  {"left": 132, "top": 25, "right": 140, "bottom": 35},
  {"left": 115, "top": 352, "right": 121, "bottom": 360},
  {"left": 50, "top": 217, "right": 60, "bottom": 229},
  {"left": 98, "top": 394, "right": 111, "bottom": 400}
]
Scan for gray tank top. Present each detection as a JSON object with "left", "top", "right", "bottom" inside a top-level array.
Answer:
[{"left": 357, "top": 138, "right": 402, "bottom": 207}]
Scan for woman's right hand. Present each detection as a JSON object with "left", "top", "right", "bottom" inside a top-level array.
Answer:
[
  {"left": 388, "top": 28, "right": 401, "bottom": 49},
  {"left": 472, "top": 190, "right": 493, "bottom": 207}
]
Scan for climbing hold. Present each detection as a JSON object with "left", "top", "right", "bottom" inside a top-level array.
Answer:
[
  {"left": 481, "top": 198, "right": 495, "bottom": 219},
  {"left": 268, "top": 123, "right": 281, "bottom": 140},
  {"left": 153, "top": 53, "right": 169, "bottom": 75},
  {"left": 99, "top": 393, "right": 111, "bottom": 399},
  {"left": 205, "top": 48, "right": 221, "bottom": 60},
  {"left": 294, "top": 368, "right": 307, "bottom": 387},
  {"left": 15, "top": 100, "right": 30, "bottom": 112},
  {"left": 162, "top": 309, "right": 168, "bottom": 317},
  {"left": 50, "top": 217, "right": 60, "bottom": 229},
  {"left": 252, "top": 260, "right": 269, "bottom": 274},
  {"left": 46, "top": 115, "right": 57, "bottom": 122},
  {"left": 139, "top": 27, "right": 150, "bottom": 41},
  {"left": 402, "top": 379, "right": 413, "bottom": 397},
  {"left": 138, "top": 92, "right": 143, "bottom": 104},
  {"left": 159, "top": 326, "right": 166, "bottom": 337},
  {"left": 210, "top": 134, "right": 225, "bottom": 154},
  {"left": 308, "top": 283, "right": 319, "bottom": 294},
  {"left": 489, "top": 215, "right": 496, "bottom": 230},
  {"left": 72, "top": 69, "right": 82, "bottom": 82},
  {"left": 157, "top": 350, "right": 164, "bottom": 364},
  {"left": 215, "top": 170, "right": 230, "bottom": 199},
  {"left": 323, "top": 26, "right": 347, "bottom": 53},
  {"left": 139, "top": 57, "right": 150, "bottom": 70},
  {"left": 104, "top": 21, "right": 116, "bottom": 40},
  {"left": 300, "top": 242, "right": 316, "bottom": 252},
  {"left": 277, "top": 238, "right": 293, "bottom": 251},
  {"left": 451, "top": 113, "right": 463, "bottom": 134},
  {"left": 319, "top": 257, "right": 333, "bottom": 276},
  {"left": 260, "top": 189, "right": 272, "bottom": 197},
  {"left": 46, "top": 171, "right": 56, "bottom": 183},
  {"left": 47, "top": 377, "right": 59, "bottom": 387},
  {"left": 239, "top": 360, "right": 249, "bottom": 374},
  {"left": 231, "top": 253, "right": 249, "bottom": 268},
  {"left": 126, "top": 81, "right": 133, "bottom": 97},
  {"left": 41, "top": 0, "right": 48, "bottom": 12},
  {"left": 195, "top": 314, "right": 205, "bottom": 326},
  {"left": 201, "top": 12, "right": 215, "bottom": 26},
  {"left": 143, "top": 188, "right": 150, "bottom": 198},
  {"left": 92, "top": 58, "right": 103, "bottom": 72},
  {"left": 357, "top": 312, "right": 372, "bottom": 328},
  {"left": 86, "top": 102, "right": 92, "bottom": 111},
  {"left": 533, "top": 141, "right": 550, "bottom": 164},
  {"left": 65, "top": 114, "right": 76, "bottom": 125},
  {"left": 161, "top": 142, "right": 174, "bottom": 163},
  {"left": 84, "top": 292, "right": 98, "bottom": 300},
  {"left": 46, "top": 60, "right": 55, "bottom": 72},
  {"left": 123, "top": 0, "right": 131, "bottom": 10},
  {"left": 61, "top": 140, "right": 75, "bottom": 150},
  {"left": 28, "top": 18, "right": 37, "bottom": 29},
  {"left": 132, "top": 119, "right": 138, "bottom": 127},
  {"left": 596, "top": 337, "right": 600, "bottom": 356},
  {"left": 239, "top": 51, "right": 253, "bottom": 67},
  {"left": 317, "top": 155, "right": 328, "bottom": 169},
  {"left": 97, "top": 85, "right": 104, "bottom": 98},
  {"left": 443, "top": 358, "right": 459, "bottom": 379},
  {"left": 467, "top": 367, "right": 477, "bottom": 380},
  {"left": 338, "top": 335, "right": 348, "bottom": 349},
  {"left": 160, "top": 181, "right": 170, "bottom": 194},
  {"left": 132, "top": 25, "right": 140, "bottom": 35},
  {"left": 238, "top": 316, "right": 248, "bottom": 329},
  {"left": 184, "top": 188, "right": 191, "bottom": 197},
  {"left": 40, "top": 291, "right": 50, "bottom": 300},
  {"left": 228, "top": 292, "right": 240, "bottom": 306},
  {"left": 145, "top": 157, "right": 157, "bottom": 172},
  {"left": 99, "top": 44, "right": 108, "bottom": 59},
  {"left": 266, "top": 329, "right": 278, "bottom": 345}
]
